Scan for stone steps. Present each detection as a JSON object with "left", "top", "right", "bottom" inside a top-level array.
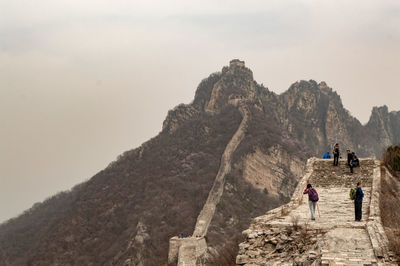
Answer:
[{"left": 309, "top": 159, "right": 376, "bottom": 188}]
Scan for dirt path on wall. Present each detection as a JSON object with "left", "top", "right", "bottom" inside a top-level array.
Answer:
[{"left": 193, "top": 104, "right": 249, "bottom": 237}]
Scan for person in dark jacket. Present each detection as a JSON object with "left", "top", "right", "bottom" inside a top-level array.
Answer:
[
  {"left": 347, "top": 149, "right": 354, "bottom": 173},
  {"left": 333, "top": 144, "right": 340, "bottom": 166},
  {"left": 354, "top": 182, "right": 364, "bottom": 221},
  {"left": 352, "top": 152, "right": 360, "bottom": 167}
]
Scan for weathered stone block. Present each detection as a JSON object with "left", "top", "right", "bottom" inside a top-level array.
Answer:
[{"left": 236, "top": 254, "right": 250, "bottom": 265}]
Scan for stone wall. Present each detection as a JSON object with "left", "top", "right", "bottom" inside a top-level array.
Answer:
[
  {"left": 168, "top": 237, "right": 207, "bottom": 266},
  {"left": 366, "top": 166, "right": 392, "bottom": 261},
  {"left": 168, "top": 102, "right": 250, "bottom": 265}
]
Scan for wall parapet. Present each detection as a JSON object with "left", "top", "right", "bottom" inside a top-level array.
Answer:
[
  {"left": 168, "top": 237, "right": 207, "bottom": 266},
  {"left": 367, "top": 166, "right": 398, "bottom": 263}
]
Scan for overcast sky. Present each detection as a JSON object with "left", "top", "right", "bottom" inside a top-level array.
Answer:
[{"left": 1, "top": 0, "right": 399, "bottom": 223}]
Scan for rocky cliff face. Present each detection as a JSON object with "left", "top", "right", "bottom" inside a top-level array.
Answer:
[
  {"left": 242, "top": 146, "right": 304, "bottom": 198},
  {"left": 278, "top": 80, "right": 375, "bottom": 157},
  {"left": 366, "top": 106, "right": 400, "bottom": 155},
  {"left": 0, "top": 60, "right": 398, "bottom": 265}
]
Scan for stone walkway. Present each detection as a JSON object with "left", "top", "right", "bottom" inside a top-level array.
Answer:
[
  {"left": 321, "top": 228, "right": 376, "bottom": 265},
  {"left": 237, "top": 158, "right": 395, "bottom": 265},
  {"left": 269, "top": 187, "right": 371, "bottom": 230}
]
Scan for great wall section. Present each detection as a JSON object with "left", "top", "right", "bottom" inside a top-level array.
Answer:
[
  {"left": 168, "top": 157, "right": 397, "bottom": 265},
  {"left": 168, "top": 95, "right": 250, "bottom": 265},
  {"left": 193, "top": 104, "right": 249, "bottom": 238},
  {"left": 236, "top": 158, "right": 397, "bottom": 266}
]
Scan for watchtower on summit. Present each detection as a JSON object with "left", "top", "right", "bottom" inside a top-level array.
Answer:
[{"left": 230, "top": 59, "right": 245, "bottom": 67}]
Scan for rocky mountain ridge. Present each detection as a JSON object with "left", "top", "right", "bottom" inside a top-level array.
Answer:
[{"left": 0, "top": 59, "right": 398, "bottom": 265}]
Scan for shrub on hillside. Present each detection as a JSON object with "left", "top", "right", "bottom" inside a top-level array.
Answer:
[{"left": 383, "top": 145, "right": 400, "bottom": 172}]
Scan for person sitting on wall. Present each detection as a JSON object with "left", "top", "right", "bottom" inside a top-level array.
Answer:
[
  {"left": 323, "top": 152, "right": 331, "bottom": 159},
  {"left": 352, "top": 152, "right": 360, "bottom": 167}
]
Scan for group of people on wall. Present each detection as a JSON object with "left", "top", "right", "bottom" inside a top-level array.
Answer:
[
  {"left": 323, "top": 143, "right": 360, "bottom": 173},
  {"left": 303, "top": 182, "right": 364, "bottom": 222},
  {"left": 303, "top": 143, "right": 364, "bottom": 222}
]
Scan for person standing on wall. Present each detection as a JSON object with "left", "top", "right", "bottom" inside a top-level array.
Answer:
[
  {"left": 333, "top": 143, "right": 340, "bottom": 166},
  {"left": 354, "top": 182, "right": 364, "bottom": 221},
  {"left": 347, "top": 149, "right": 354, "bottom": 173},
  {"left": 303, "top": 184, "right": 319, "bottom": 220}
]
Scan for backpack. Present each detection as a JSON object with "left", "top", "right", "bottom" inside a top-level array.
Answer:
[
  {"left": 350, "top": 188, "right": 357, "bottom": 200},
  {"left": 309, "top": 188, "right": 319, "bottom": 202}
]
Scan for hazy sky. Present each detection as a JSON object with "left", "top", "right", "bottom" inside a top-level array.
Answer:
[{"left": 1, "top": 0, "right": 399, "bottom": 223}]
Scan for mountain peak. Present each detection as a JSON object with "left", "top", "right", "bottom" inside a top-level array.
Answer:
[
  {"left": 371, "top": 105, "right": 389, "bottom": 115},
  {"left": 229, "top": 59, "right": 245, "bottom": 68},
  {"left": 197, "top": 59, "right": 255, "bottom": 113},
  {"left": 318, "top": 81, "right": 333, "bottom": 94}
]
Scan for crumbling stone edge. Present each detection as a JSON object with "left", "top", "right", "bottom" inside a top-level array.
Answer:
[{"left": 367, "top": 164, "right": 396, "bottom": 263}]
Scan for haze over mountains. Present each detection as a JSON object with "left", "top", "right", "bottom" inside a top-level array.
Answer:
[
  {"left": 2, "top": 0, "right": 400, "bottom": 228},
  {"left": 0, "top": 60, "right": 399, "bottom": 265}
]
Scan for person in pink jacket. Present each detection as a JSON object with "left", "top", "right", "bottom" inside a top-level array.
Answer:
[{"left": 303, "top": 184, "right": 319, "bottom": 220}]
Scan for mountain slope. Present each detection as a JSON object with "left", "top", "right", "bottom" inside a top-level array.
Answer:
[{"left": 0, "top": 59, "right": 399, "bottom": 265}]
